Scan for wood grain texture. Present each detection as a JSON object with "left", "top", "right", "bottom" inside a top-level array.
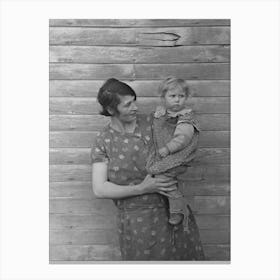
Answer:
[
  {"left": 196, "top": 215, "right": 230, "bottom": 230},
  {"left": 49, "top": 131, "right": 230, "bottom": 148},
  {"left": 178, "top": 165, "right": 230, "bottom": 181},
  {"left": 49, "top": 244, "right": 229, "bottom": 261},
  {"left": 50, "top": 45, "right": 230, "bottom": 63},
  {"left": 49, "top": 27, "right": 230, "bottom": 46},
  {"left": 50, "top": 114, "right": 230, "bottom": 131},
  {"left": 49, "top": 196, "right": 229, "bottom": 215},
  {"left": 50, "top": 212, "right": 230, "bottom": 230},
  {"left": 49, "top": 19, "right": 231, "bottom": 262},
  {"left": 49, "top": 180, "right": 230, "bottom": 199},
  {"left": 50, "top": 80, "right": 230, "bottom": 97},
  {"left": 50, "top": 19, "right": 230, "bottom": 27},
  {"left": 181, "top": 181, "right": 230, "bottom": 196},
  {"left": 49, "top": 244, "right": 121, "bottom": 261},
  {"left": 49, "top": 164, "right": 230, "bottom": 182},
  {"left": 204, "top": 244, "right": 230, "bottom": 261},
  {"left": 50, "top": 64, "right": 134, "bottom": 80},
  {"left": 191, "top": 196, "right": 230, "bottom": 214},
  {"left": 49, "top": 197, "right": 116, "bottom": 214},
  {"left": 50, "top": 228, "right": 119, "bottom": 245},
  {"left": 135, "top": 63, "right": 230, "bottom": 80},
  {"left": 49, "top": 147, "right": 230, "bottom": 165},
  {"left": 50, "top": 63, "right": 230, "bottom": 80},
  {"left": 50, "top": 212, "right": 117, "bottom": 229},
  {"left": 49, "top": 97, "right": 230, "bottom": 115},
  {"left": 50, "top": 228, "right": 229, "bottom": 245}
]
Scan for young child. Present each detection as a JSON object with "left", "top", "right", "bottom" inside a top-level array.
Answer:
[{"left": 146, "top": 77, "right": 200, "bottom": 230}]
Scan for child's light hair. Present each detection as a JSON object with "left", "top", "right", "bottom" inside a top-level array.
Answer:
[{"left": 158, "top": 76, "right": 190, "bottom": 98}]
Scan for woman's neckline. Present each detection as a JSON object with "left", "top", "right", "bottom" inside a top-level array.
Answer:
[{"left": 108, "top": 115, "right": 139, "bottom": 135}]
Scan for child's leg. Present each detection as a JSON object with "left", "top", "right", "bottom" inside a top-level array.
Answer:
[
  {"left": 155, "top": 173, "right": 185, "bottom": 225},
  {"left": 168, "top": 188, "right": 185, "bottom": 225},
  {"left": 157, "top": 167, "right": 190, "bottom": 228}
]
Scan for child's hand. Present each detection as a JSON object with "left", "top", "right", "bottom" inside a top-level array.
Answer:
[{"left": 158, "top": 147, "right": 169, "bottom": 158}]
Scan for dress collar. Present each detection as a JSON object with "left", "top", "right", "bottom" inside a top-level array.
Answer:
[
  {"left": 108, "top": 115, "right": 141, "bottom": 137},
  {"left": 154, "top": 106, "right": 192, "bottom": 118}
]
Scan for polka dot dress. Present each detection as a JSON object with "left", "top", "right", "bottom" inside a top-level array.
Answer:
[{"left": 91, "top": 114, "right": 205, "bottom": 261}]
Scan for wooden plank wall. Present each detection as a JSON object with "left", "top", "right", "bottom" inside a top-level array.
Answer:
[{"left": 49, "top": 19, "right": 230, "bottom": 262}]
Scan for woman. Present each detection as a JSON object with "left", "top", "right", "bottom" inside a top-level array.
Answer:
[{"left": 91, "top": 78, "right": 205, "bottom": 261}]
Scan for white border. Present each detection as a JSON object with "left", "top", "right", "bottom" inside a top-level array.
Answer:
[{"left": 1, "top": 0, "right": 280, "bottom": 279}]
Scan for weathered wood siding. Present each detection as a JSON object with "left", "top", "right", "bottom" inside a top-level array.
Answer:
[{"left": 49, "top": 19, "right": 230, "bottom": 262}]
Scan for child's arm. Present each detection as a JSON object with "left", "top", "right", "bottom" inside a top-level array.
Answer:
[{"left": 159, "top": 123, "right": 194, "bottom": 157}]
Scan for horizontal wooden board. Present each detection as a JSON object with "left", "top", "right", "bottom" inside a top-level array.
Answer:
[
  {"left": 191, "top": 196, "right": 230, "bottom": 214},
  {"left": 50, "top": 63, "right": 133, "bottom": 80},
  {"left": 49, "top": 115, "right": 107, "bottom": 131},
  {"left": 49, "top": 27, "right": 230, "bottom": 46},
  {"left": 181, "top": 181, "right": 230, "bottom": 196},
  {"left": 49, "top": 148, "right": 89, "bottom": 164},
  {"left": 204, "top": 244, "right": 230, "bottom": 261},
  {"left": 50, "top": 19, "right": 230, "bottom": 27},
  {"left": 199, "top": 131, "right": 230, "bottom": 148},
  {"left": 197, "top": 215, "right": 230, "bottom": 230},
  {"left": 49, "top": 212, "right": 230, "bottom": 230},
  {"left": 49, "top": 228, "right": 229, "bottom": 245},
  {"left": 49, "top": 164, "right": 230, "bottom": 182},
  {"left": 49, "top": 97, "right": 230, "bottom": 115},
  {"left": 50, "top": 212, "right": 117, "bottom": 229},
  {"left": 135, "top": 63, "right": 230, "bottom": 80},
  {"left": 178, "top": 165, "right": 230, "bottom": 181},
  {"left": 194, "top": 148, "right": 230, "bottom": 165},
  {"left": 50, "top": 45, "right": 230, "bottom": 63},
  {"left": 49, "top": 196, "right": 229, "bottom": 215},
  {"left": 49, "top": 131, "right": 230, "bottom": 148},
  {"left": 50, "top": 181, "right": 93, "bottom": 198},
  {"left": 50, "top": 228, "right": 119, "bottom": 245},
  {"left": 50, "top": 63, "right": 230, "bottom": 80},
  {"left": 49, "top": 114, "right": 230, "bottom": 131},
  {"left": 50, "top": 180, "right": 230, "bottom": 199},
  {"left": 49, "top": 80, "right": 230, "bottom": 97},
  {"left": 49, "top": 244, "right": 230, "bottom": 261},
  {"left": 49, "top": 197, "right": 116, "bottom": 214},
  {"left": 49, "top": 147, "right": 230, "bottom": 165},
  {"left": 49, "top": 244, "right": 121, "bottom": 261}
]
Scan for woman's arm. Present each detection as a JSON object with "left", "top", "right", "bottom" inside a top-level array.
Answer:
[{"left": 92, "top": 162, "right": 177, "bottom": 199}]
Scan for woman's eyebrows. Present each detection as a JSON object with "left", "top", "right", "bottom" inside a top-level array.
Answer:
[{"left": 123, "top": 99, "right": 134, "bottom": 106}]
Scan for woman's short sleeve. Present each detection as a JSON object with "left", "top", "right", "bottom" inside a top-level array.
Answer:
[{"left": 90, "top": 133, "right": 109, "bottom": 164}]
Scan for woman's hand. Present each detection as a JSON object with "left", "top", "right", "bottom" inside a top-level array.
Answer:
[{"left": 139, "top": 174, "right": 177, "bottom": 195}]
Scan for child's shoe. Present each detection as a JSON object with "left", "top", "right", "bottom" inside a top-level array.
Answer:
[{"left": 169, "top": 213, "right": 184, "bottom": 225}]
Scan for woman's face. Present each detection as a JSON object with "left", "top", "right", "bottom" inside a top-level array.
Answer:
[{"left": 115, "top": 95, "right": 138, "bottom": 123}]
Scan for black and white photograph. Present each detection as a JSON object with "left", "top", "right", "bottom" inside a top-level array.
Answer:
[
  {"left": 49, "top": 19, "right": 231, "bottom": 262},
  {"left": 1, "top": 0, "right": 280, "bottom": 279}
]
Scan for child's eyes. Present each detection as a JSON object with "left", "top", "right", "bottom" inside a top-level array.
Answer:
[{"left": 169, "top": 95, "right": 185, "bottom": 98}]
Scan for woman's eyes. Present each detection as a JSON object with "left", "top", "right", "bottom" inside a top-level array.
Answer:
[{"left": 124, "top": 102, "right": 132, "bottom": 107}]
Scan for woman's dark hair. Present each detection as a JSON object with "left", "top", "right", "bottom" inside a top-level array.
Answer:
[{"left": 97, "top": 78, "right": 137, "bottom": 116}]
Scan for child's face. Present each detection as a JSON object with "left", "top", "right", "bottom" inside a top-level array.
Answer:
[{"left": 163, "top": 87, "right": 187, "bottom": 112}]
